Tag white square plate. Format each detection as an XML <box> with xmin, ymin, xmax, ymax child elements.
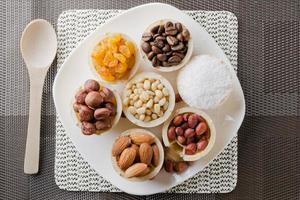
<box><xmin>53</xmin><ymin>3</ymin><xmax>245</xmax><ymax>195</ymax></box>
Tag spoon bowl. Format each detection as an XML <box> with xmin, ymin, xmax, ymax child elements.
<box><xmin>21</xmin><ymin>19</ymin><xmax>57</xmax><ymax>69</ymax></box>
<box><xmin>21</xmin><ymin>19</ymin><xmax>57</xmax><ymax>174</ymax></box>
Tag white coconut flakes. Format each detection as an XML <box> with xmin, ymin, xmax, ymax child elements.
<box><xmin>177</xmin><ymin>55</ymin><xmax>233</xmax><ymax>109</ymax></box>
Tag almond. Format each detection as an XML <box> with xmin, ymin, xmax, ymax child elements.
<box><xmin>151</xmin><ymin>144</ymin><xmax>160</xmax><ymax>166</ymax></box>
<box><xmin>112</xmin><ymin>136</ymin><xmax>131</xmax><ymax>156</ymax></box>
<box><xmin>124</xmin><ymin>163</ymin><xmax>148</xmax><ymax>178</ymax></box>
<box><xmin>139</xmin><ymin>143</ymin><xmax>153</xmax><ymax>165</ymax></box>
<box><xmin>118</xmin><ymin>147</ymin><xmax>136</xmax><ymax>170</ymax></box>
<box><xmin>130</xmin><ymin>133</ymin><xmax>155</xmax><ymax>145</ymax></box>
<box><xmin>131</xmin><ymin>144</ymin><xmax>140</xmax><ymax>162</ymax></box>
<box><xmin>138</xmin><ymin>167</ymin><xmax>151</xmax><ymax>177</ymax></box>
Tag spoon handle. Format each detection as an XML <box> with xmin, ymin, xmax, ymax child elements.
<box><xmin>24</xmin><ymin>69</ymin><xmax>47</xmax><ymax>174</ymax></box>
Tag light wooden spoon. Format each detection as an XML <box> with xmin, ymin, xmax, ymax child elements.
<box><xmin>21</xmin><ymin>19</ymin><xmax>57</xmax><ymax>174</ymax></box>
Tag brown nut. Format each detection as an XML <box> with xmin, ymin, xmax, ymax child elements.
<box><xmin>73</xmin><ymin>102</ymin><xmax>81</xmax><ymax>112</ymax></box>
<box><xmin>186</xmin><ymin>136</ymin><xmax>195</xmax><ymax>145</ymax></box>
<box><xmin>177</xmin><ymin>135</ymin><xmax>186</xmax><ymax>145</ymax></box>
<box><xmin>172</xmin><ymin>115</ymin><xmax>183</xmax><ymax>126</ymax></box>
<box><xmin>182</xmin><ymin>113</ymin><xmax>189</xmax><ymax>121</ymax></box>
<box><xmin>197</xmin><ymin>140</ymin><xmax>208</xmax><ymax>151</ymax></box>
<box><xmin>142</xmin><ymin>32</ymin><xmax>152</xmax><ymax>42</ymax></box>
<box><xmin>184</xmin><ymin>128</ymin><xmax>195</xmax><ymax>138</ymax></box>
<box><xmin>102</xmin><ymin>87</ymin><xmax>114</xmax><ymax>103</ymax></box>
<box><xmin>81</xmin><ymin>121</ymin><xmax>96</xmax><ymax>135</ymax></box>
<box><xmin>164</xmin><ymin>160</ymin><xmax>174</xmax><ymax>173</ymax></box>
<box><xmin>174</xmin><ymin>161</ymin><xmax>188</xmax><ymax>173</ymax></box>
<box><xmin>138</xmin><ymin>167</ymin><xmax>151</xmax><ymax>177</ymax></box>
<box><xmin>141</xmin><ymin>42</ymin><xmax>151</xmax><ymax>53</ymax></box>
<box><xmin>104</xmin><ymin>102</ymin><xmax>116</xmax><ymax>116</ymax></box>
<box><xmin>175</xmin><ymin>127</ymin><xmax>184</xmax><ymax>136</ymax></box>
<box><xmin>185</xmin><ymin>143</ymin><xmax>197</xmax><ymax>155</ymax></box>
<box><xmin>124</xmin><ymin>163</ymin><xmax>148</xmax><ymax>178</ymax></box>
<box><xmin>152</xmin><ymin>144</ymin><xmax>160</xmax><ymax>166</ymax></box>
<box><xmin>131</xmin><ymin>144</ymin><xmax>140</xmax><ymax>162</ymax></box>
<box><xmin>78</xmin><ymin>105</ymin><xmax>94</xmax><ymax>122</ymax></box>
<box><xmin>118</xmin><ymin>147</ymin><xmax>136</xmax><ymax>170</ymax></box>
<box><xmin>182</xmin><ymin>29</ymin><xmax>190</xmax><ymax>41</ymax></box>
<box><xmin>188</xmin><ymin>114</ymin><xmax>199</xmax><ymax>129</ymax></box>
<box><xmin>94</xmin><ymin>108</ymin><xmax>111</xmax><ymax>120</ymax></box>
<box><xmin>75</xmin><ymin>89</ymin><xmax>88</xmax><ymax>104</ymax></box>
<box><xmin>195</xmin><ymin>122</ymin><xmax>208</xmax><ymax>136</ymax></box>
<box><xmin>139</xmin><ymin>143</ymin><xmax>153</xmax><ymax>165</ymax></box>
<box><xmin>167</xmin><ymin>127</ymin><xmax>176</xmax><ymax>140</ymax></box>
<box><xmin>84</xmin><ymin>79</ymin><xmax>100</xmax><ymax>92</ymax></box>
<box><xmin>94</xmin><ymin>120</ymin><xmax>111</xmax><ymax>130</ymax></box>
<box><xmin>85</xmin><ymin>91</ymin><xmax>103</xmax><ymax>109</ymax></box>
<box><xmin>112</xmin><ymin>136</ymin><xmax>131</xmax><ymax>156</ymax></box>
<box><xmin>130</xmin><ymin>133</ymin><xmax>155</xmax><ymax>145</ymax></box>
<box><xmin>180</xmin><ymin>122</ymin><xmax>189</xmax><ymax>130</ymax></box>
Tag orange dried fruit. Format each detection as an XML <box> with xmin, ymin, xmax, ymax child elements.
<box><xmin>119</xmin><ymin>45</ymin><xmax>131</xmax><ymax>58</ymax></box>
<box><xmin>91</xmin><ymin>33</ymin><xmax>136</xmax><ymax>81</ymax></box>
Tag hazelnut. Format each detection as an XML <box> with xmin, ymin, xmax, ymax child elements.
<box><xmin>84</xmin><ymin>79</ymin><xmax>100</xmax><ymax>92</ymax></box>
<box><xmin>94</xmin><ymin>108</ymin><xmax>111</xmax><ymax>120</ymax></box>
<box><xmin>81</xmin><ymin>121</ymin><xmax>96</xmax><ymax>135</ymax></box>
<box><xmin>85</xmin><ymin>91</ymin><xmax>103</xmax><ymax>109</ymax></box>
<box><xmin>78</xmin><ymin>105</ymin><xmax>94</xmax><ymax>122</ymax></box>
<box><xmin>75</xmin><ymin>89</ymin><xmax>88</xmax><ymax>104</ymax></box>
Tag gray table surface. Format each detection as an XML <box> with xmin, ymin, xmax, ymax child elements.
<box><xmin>1</xmin><ymin>0</ymin><xmax>299</xmax><ymax>199</ymax></box>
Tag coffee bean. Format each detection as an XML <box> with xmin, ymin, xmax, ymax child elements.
<box><xmin>171</xmin><ymin>42</ymin><xmax>184</xmax><ymax>51</ymax></box>
<box><xmin>153</xmin><ymin>40</ymin><xmax>165</xmax><ymax>49</ymax></box>
<box><xmin>182</xmin><ymin>29</ymin><xmax>190</xmax><ymax>41</ymax></box>
<box><xmin>143</xmin><ymin>21</ymin><xmax>190</xmax><ymax>68</ymax></box>
<box><xmin>162</xmin><ymin>44</ymin><xmax>171</xmax><ymax>52</ymax></box>
<box><xmin>150</xmin><ymin>25</ymin><xmax>160</xmax><ymax>34</ymax></box>
<box><xmin>147</xmin><ymin>51</ymin><xmax>155</xmax><ymax>60</ymax></box>
<box><xmin>162</xmin><ymin>61</ymin><xmax>171</xmax><ymax>67</ymax></box>
<box><xmin>165</xmin><ymin>51</ymin><xmax>173</xmax><ymax>56</ymax></box>
<box><xmin>152</xmin><ymin>56</ymin><xmax>159</xmax><ymax>67</ymax></box>
<box><xmin>172</xmin><ymin>52</ymin><xmax>185</xmax><ymax>59</ymax></box>
<box><xmin>141</xmin><ymin>42</ymin><xmax>151</xmax><ymax>53</ymax></box>
<box><xmin>176</xmin><ymin>33</ymin><xmax>184</xmax><ymax>41</ymax></box>
<box><xmin>175</xmin><ymin>23</ymin><xmax>183</xmax><ymax>32</ymax></box>
<box><xmin>155</xmin><ymin>36</ymin><xmax>166</xmax><ymax>41</ymax></box>
<box><xmin>158</xmin><ymin>25</ymin><xmax>165</xmax><ymax>34</ymax></box>
<box><xmin>153</xmin><ymin>33</ymin><xmax>160</xmax><ymax>39</ymax></box>
<box><xmin>165</xmin><ymin>27</ymin><xmax>178</xmax><ymax>36</ymax></box>
<box><xmin>164</xmin><ymin>21</ymin><xmax>173</xmax><ymax>29</ymax></box>
<box><xmin>142</xmin><ymin>32</ymin><xmax>152</xmax><ymax>42</ymax></box>
<box><xmin>168</xmin><ymin>55</ymin><xmax>182</xmax><ymax>64</ymax></box>
<box><xmin>151</xmin><ymin>45</ymin><xmax>162</xmax><ymax>54</ymax></box>
<box><xmin>157</xmin><ymin>54</ymin><xmax>167</xmax><ymax>61</ymax></box>
<box><xmin>178</xmin><ymin>47</ymin><xmax>187</xmax><ymax>54</ymax></box>
<box><xmin>166</xmin><ymin>36</ymin><xmax>178</xmax><ymax>46</ymax></box>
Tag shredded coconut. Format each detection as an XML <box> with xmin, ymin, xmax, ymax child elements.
<box><xmin>177</xmin><ymin>55</ymin><xmax>233</xmax><ymax>109</ymax></box>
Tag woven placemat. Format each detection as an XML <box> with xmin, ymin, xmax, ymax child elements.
<box><xmin>55</xmin><ymin>9</ymin><xmax>238</xmax><ymax>193</ymax></box>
